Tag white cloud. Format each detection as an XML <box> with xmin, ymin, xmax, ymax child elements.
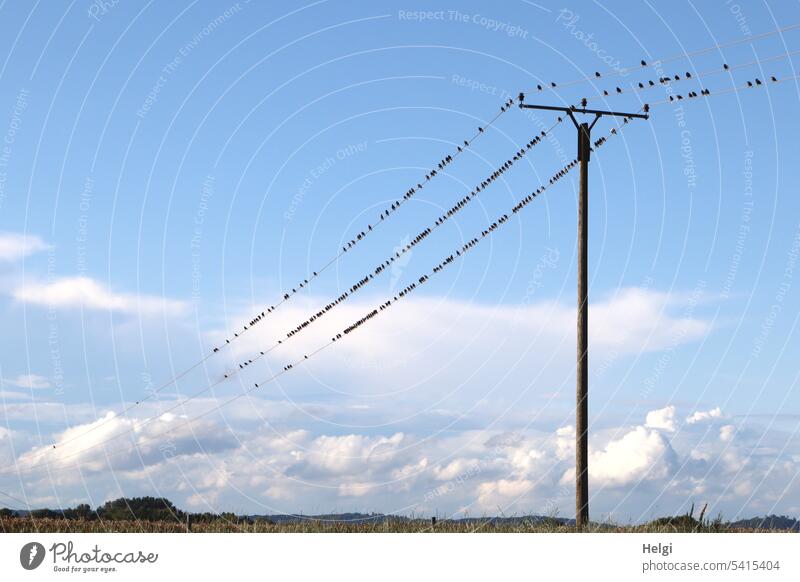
<box><xmin>5</xmin><ymin>402</ymin><xmax>798</xmax><ymax>522</ymax></box>
<box><xmin>645</xmin><ymin>405</ymin><xmax>677</xmax><ymax>432</ymax></box>
<box><xmin>4</xmin><ymin>374</ymin><xmax>51</xmax><ymax>389</ymax></box>
<box><xmin>0</xmin><ymin>232</ymin><xmax>49</xmax><ymax>262</ymax></box>
<box><xmin>12</xmin><ymin>276</ymin><xmax>188</xmax><ymax>316</ymax></box>
<box><xmin>687</xmin><ymin>407</ymin><xmax>723</xmax><ymax>424</ymax></box>
<box><xmin>17</xmin><ymin>410</ymin><xmax>237</xmax><ymax>475</ymax></box>
<box><xmin>589</xmin><ymin>426</ymin><xmax>677</xmax><ymax>487</ymax></box>
<box><xmin>720</xmin><ymin>425</ymin><xmax>736</xmax><ymax>442</ymax></box>
<box><xmin>213</xmin><ymin>287</ymin><xmax>711</xmax><ymax>396</ymax></box>
<box><xmin>476</xmin><ymin>478</ymin><xmax>534</xmax><ymax>508</ymax></box>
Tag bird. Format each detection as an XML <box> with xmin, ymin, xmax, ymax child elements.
<box><xmin>771</xmin><ymin>76</ymin><xmax>778</xmax><ymax>82</ymax></box>
<box><xmin>616</xmin><ymin>86</ymin><xmax>622</xmax><ymax>93</ymax></box>
<box><xmin>755</xmin><ymin>78</ymin><xmax>762</xmax><ymax>85</ymax></box>
<box><xmin>595</xmin><ymin>71</ymin><xmax>601</xmax><ymax>78</ymax></box>
<box><xmin>723</xmin><ymin>63</ymin><xmax>730</xmax><ymax>70</ymax></box>
<box><xmin>641</xmin><ymin>59</ymin><xmax>647</xmax><ymax>66</ymax></box>
<box><xmin>747</xmin><ymin>81</ymin><xmax>753</xmax><ymax>87</ymax></box>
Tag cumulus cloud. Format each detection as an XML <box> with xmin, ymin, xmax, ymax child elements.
<box><xmin>645</xmin><ymin>406</ymin><xmax>677</xmax><ymax>432</ymax></box>
<box><xmin>4</xmin><ymin>403</ymin><xmax>797</xmax><ymax>522</ymax></box>
<box><xmin>589</xmin><ymin>426</ymin><xmax>677</xmax><ymax>487</ymax></box>
<box><xmin>0</xmin><ymin>232</ymin><xmax>49</xmax><ymax>262</ymax></box>
<box><xmin>17</xmin><ymin>410</ymin><xmax>238</xmax><ymax>475</ymax></box>
<box><xmin>687</xmin><ymin>407</ymin><xmax>723</xmax><ymax>424</ymax></box>
<box><xmin>12</xmin><ymin>276</ymin><xmax>188</xmax><ymax>316</ymax></box>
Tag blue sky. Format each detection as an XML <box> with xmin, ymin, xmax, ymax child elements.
<box><xmin>0</xmin><ymin>0</ymin><xmax>799</xmax><ymax>521</ymax></box>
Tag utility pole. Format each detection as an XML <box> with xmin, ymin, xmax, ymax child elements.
<box><xmin>518</xmin><ymin>96</ymin><xmax>648</xmax><ymax>528</ymax></box>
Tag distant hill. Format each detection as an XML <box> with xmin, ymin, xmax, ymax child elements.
<box><xmin>2</xmin><ymin>500</ymin><xmax>796</xmax><ymax>531</ymax></box>
<box><xmin>245</xmin><ymin>512</ymin><xmax>575</xmax><ymax>526</ymax></box>
<box><xmin>728</xmin><ymin>515</ymin><xmax>799</xmax><ymax>532</ymax></box>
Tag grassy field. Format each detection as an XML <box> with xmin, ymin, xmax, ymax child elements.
<box><xmin>0</xmin><ymin>516</ymin><xmax>785</xmax><ymax>533</ymax></box>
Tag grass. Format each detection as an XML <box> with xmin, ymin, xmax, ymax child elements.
<box><xmin>0</xmin><ymin>516</ymin><xmax>783</xmax><ymax>533</ymax></box>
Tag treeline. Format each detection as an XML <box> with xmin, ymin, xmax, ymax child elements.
<box><xmin>0</xmin><ymin>496</ymin><xmax>247</xmax><ymax>523</ymax></box>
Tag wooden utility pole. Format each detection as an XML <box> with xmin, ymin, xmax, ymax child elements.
<box><xmin>518</xmin><ymin>97</ymin><xmax>648</xmax><ymax>528</ymax></box>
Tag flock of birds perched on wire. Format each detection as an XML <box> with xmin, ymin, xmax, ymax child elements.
<box><xmin>223</xmin><ymin>110</ymin><xmax>560</xmax><ymax>376</ymax></box>
<box><xmin>11</xmin><ymin>24</ymin><xmax>798</xmax><ymax>473</ymax></box>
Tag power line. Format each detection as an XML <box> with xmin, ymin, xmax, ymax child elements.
<box><xmin>210</xmin><ymin>98</ymin><xmax>519</xmax><ymax>350</ymax></box>
<box><xmin>82</xmin><ymin>99</ymin><xmax>519</xmax><ymax>420</ymax></box>
<box><xmin>646</xmin><ymin>71</ymin><xmax>797</xmax><ymax>107</ymax></box>
<box><xmin>582</xmin><ymin>49</ymin><xmax>800</xmax><ymax>103</ymax></box>
<box><xmin>226</xmin><ymin>119</ymin><xmax>562</xmax><ymax>375</ymax></box>
<box><xmin>0</xmin><ymin>488</ymin><xmax>29</xmax><ymax>510</ymax></box>
<box><xmin>529</xmin><ymin>22</ymin><xmax>800</xmax><ymax>92</ymax></box>
<box><xmin>12</xmin><ymin>105</ymin><xmax>552</xmax><ymax>465</ymax></box>
<box><xmin>2</xmin><ymin>121</ymin><xmax>630</xmax><ymax>479</ymax></box>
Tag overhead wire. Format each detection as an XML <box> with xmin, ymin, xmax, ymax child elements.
<box><xmin>528</xmin><ymin>22</ymin><xmax>800</xmax><ymax>92</ymax></box>
<box><xmin>67</xmin><ymin>99</ymin><xmax>520</xmax><ymax>424</ymax></box>
<box><xmin>1</xmin><ymin>116</ymin><xmax>633</xmax><ymax>479</ymax></box>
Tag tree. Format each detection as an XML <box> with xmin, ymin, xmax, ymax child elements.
<box><xmin>96</xmin><ymin>497</ymin><xmax>184</xmax><ymax>522</ymax></box>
